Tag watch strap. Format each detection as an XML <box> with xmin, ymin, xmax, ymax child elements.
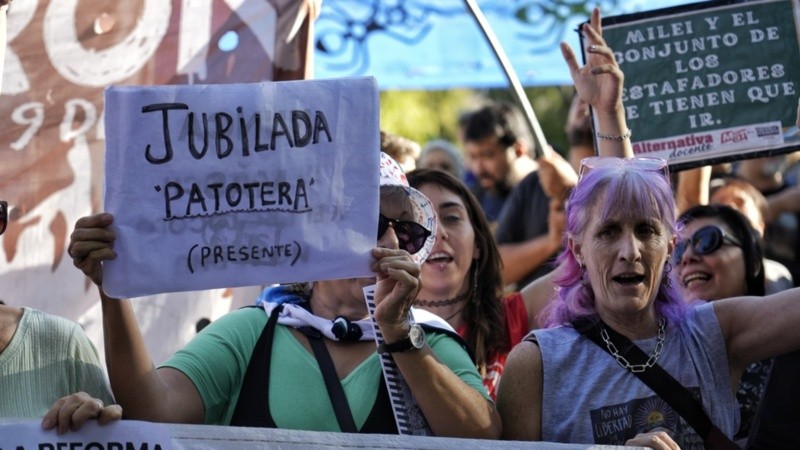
<box><xmin>378</xmin><ymin>336</ymin><xmax>413</xmax><ymax>354</ymax></box>
<box><xmin>378</xmin><ymin>324</ymin><xmax>423</xmax><ymax>354</ymax></box>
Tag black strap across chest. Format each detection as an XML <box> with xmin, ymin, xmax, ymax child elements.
<box><xmin>229</xmin><ymin>305</ymin><xmax>396</xmax><ymax>433</ymax></box>
<box><xmin>296</xmin><ymin>325</ymin><xmax>358</xmax><ymax>432</ymax></box>
<box><xmin>572</xmin><ymin>318</ymin><xmax>739</xmax><ymax>450</ymax></box>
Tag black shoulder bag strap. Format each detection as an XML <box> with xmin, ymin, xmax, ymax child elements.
<box><xmin>230</xmin><ymin>304</ymin><xmax>282</xmax><ymax>427</ymax></box>
<box><xmin>297</xmin><ymin>326</ymin><xmax>358</xmax><ymax>433</ymax></box>
<box><xmin>573</xmin><ymin>319</ymin><xmax>739</xmax><ymax>450</ymax></box>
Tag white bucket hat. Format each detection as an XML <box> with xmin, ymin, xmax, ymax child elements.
<box><xmin>378</xmin><ymin>152</ymin><xmax>437</xmax><ymax>264</ymax></box>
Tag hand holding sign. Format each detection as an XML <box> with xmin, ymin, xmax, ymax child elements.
<box><xmin>41</xmin><ymin>392</ymin><xmax>122</xmax><ymax>434</ymax></box>
<box><xmin>369</xmin><ymin>246</ymin><xmax>421</xmax><ymax>341</ymax></box>
<box><xmin>68</xmin><ymin>213</ymin><xmax>116</xmax><ymax>288</ymax></box>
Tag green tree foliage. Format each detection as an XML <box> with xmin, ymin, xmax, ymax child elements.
<box><xmin>380</xmin><ymin>89</ymin><xmax>473</xmax><ymax>147</ymax></box>
<box><xmin>380</xmin><ymin>85</ymin><xmax>576</xmax><ymax>159</ymax></box>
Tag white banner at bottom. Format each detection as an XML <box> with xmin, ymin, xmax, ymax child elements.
<box><xmin>0</xmin><ymin>420</ymin><xmax>172</xmax><ymax>450</ymax></box>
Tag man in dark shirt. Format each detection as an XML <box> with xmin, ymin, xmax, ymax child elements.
<box><xmin>461</xmin><ymin>102</ymin><xmax>537</xmax><ymax>226</ymax></box>
<box><xmin>494</xmin><ymin>95</ymin><xmax>594</xmax><ymax>289</ymax></box>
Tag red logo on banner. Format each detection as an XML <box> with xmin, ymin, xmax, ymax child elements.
<box><xmin>720</xmin><ymin>129</ymin><xmax>749</xmax><ymax>145</ymax></box>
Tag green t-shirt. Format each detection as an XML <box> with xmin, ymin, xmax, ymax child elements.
<box><xmin>162</xmin><ymin>307</ymin><xmax>489</xmax><ymax>430</ymax></box>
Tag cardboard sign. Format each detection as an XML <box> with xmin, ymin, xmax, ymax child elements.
<box><xmin>0</xmin><ymin>0</ymin><xmax>316</xmax><ymax>367</ymax></box>
<box><xmin>103</xmin><ymin>77</ymin><xmax>380</xmax><ymax>298</ymax></box>
<box><xmin>596</xmin><ymin>0</ymin><xmax>800</xmax><ymax>170</ymax></box>
<box><xmin>0</xmin><ymin>420</ymin><xmax>172</xmax><ymax>450</ymax></box>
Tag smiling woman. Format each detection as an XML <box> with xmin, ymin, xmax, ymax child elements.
<box><xmin>676</xmin><ymin>204</ymin><xmax>767</xmax><ymax>443</ymax></box>
<box><xmin>676</xmin><ymin>204</ymin><xmax>764</xmax><ymax>302</ymax></box>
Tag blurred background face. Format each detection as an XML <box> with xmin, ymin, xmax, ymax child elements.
<box><xmin>675</xmin><ymin>217</ymin><xmax>747</xmax><ymax>302</ymax></box>
<box><xmin>418</xmin><ymin>149</ymin><xmax>459</xmax><ymax>179</ymax></box>
<box><xmin>417</xmin><ymin>183</ymin><xmax>477</xmax><ymax>297</ymax></box>
<box><xmin>565</xmin><ymin>97</ymin><xmax>591</xmax><ymax>142</ymax></box>
<box><xmin>463</xmin><ymin>135</ymin><xmax>513</xmax><ymax>190</ymax></box>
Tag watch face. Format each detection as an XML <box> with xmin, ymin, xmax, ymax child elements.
<box><xmin>409</xmin><ymin>324</ymin><xmax>425</xmax><ymax>349</ymax></box>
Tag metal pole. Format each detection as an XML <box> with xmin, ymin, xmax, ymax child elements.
<box><xmin>463</xmin><ymin>0</ymin><xmax>548</xmax><ymax>158</ymax></box>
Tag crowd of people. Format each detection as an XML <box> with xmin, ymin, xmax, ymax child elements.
<box><xmin>4</xmin><ymin>3</ymin><xmax>800</xmax><ymax>449</ymax></box>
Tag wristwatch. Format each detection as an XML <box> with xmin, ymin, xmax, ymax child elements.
<box><xmin>378</xmin><ymin>324</ymin><xmax>426</xmax><ymax>354</ymax></box>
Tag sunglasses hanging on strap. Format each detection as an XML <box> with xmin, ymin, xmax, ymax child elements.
<box><xmin>572</xmin><ymin>318</ymin><xmax>739</xmax><ymax>450</ymax></box>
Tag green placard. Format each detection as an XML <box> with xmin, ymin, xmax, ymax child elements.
<box><xmin>598</xmin><ymin>0</ymin><xmax>800</xmax><ymax>169</ymax></box>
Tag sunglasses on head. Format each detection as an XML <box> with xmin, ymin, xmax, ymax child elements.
<box><xmin>0</xmin><ymin>201</ymin><xmax>6</xmax><ymax>235</ymax></box>
<box><xmin>673</xmin><ymin>225</ymin><xmax>742</xmax><ymax>263</ymax></box>
<box><xmin>377</xmin><ymin>213</ymin><xmax>431</xmax><ymax>255</ymax></box>
<box><xmin>578</xmin><ymin>156</ymin><xmax>669</xmax><ymax>182</ymax></box>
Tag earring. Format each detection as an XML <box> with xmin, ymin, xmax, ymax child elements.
<box><xmin>662</xmin><ymin>261</ymin><xmax>673</xmax><ymax>288</ymax></box>
<box><xmin>580</xmin><ymin>264</ymin><xmax>588</xmax><ymax>286</ymax></box>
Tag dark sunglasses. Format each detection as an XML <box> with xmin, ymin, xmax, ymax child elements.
<box><xmin>377</xmin><ymin>213</ymin><xmax>431</xmax><ymax>255</ymax></box>
<box><xmin>0</xmin><ymin>201</ymin><xmax>6</xmax><ymax>235</ymax></box>
<box><xmin>673</xmin><ymin>225</ymin><xmax>742</xmax><ymax>263</ymax></box>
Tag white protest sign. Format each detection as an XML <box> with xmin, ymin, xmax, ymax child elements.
<box><xmin>103</xmin><ymin>77</ymin><xmax>380</xmax><ymax>298</ymax></box>
<box><xmin>0</xmin><ymin>420</ymin><xmax>172</xmax><ymax>450</ymax></box>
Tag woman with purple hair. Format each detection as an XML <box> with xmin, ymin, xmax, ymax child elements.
<box><xmin>498</xmin><ymin>153</ymin><xmax>800</xmax><ymax>448</ymax></box>
<box><xmin>496</xmin><ymin>10</ymin><xmax>800</xmax><ymax>450</ymax></box>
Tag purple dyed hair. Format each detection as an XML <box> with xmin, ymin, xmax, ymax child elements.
<box><xmin>540</xmin><ymin>163</ymin><xmax>687</xmax><ymax>329</ymax></box>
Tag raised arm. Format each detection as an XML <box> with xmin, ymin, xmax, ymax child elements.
<box><xmin>370</xmin><ymin>246</ymin><xmax>502</xmax><ymax>439</ymax></box>
<box><xmin>714</xmin><ymin>287</ymin><xmax>800</xmax><ymax>387</ymax></box>
<box><xmin>561</xmin><ymin>7</ymin><xmax>632</xmax><ymax>159</ymax></box>
<box><xmin>675</xmin><ymin>165</ymin><xmax>712</xmax><ymax>215</ymax></box>
<box><xmin>69</xmin><ymin>213</ymin><xmax>204</xmax><ymax>424</ymax></box>
<box><xmin>497</xmin><ymin>231</ymin><xmax>560</xmax><ymax>286</ymax></box>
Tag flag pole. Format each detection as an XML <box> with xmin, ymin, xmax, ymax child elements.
<box><xmin>463</xmin><ymin>0</ymin><xmax>548</xmax><ymax>158</ymax></box>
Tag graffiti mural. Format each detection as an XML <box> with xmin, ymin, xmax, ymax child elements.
<box><xmin>0</xmin><ymin>0</ymin><xmax>315</xmax><ymax>364</ymax></box>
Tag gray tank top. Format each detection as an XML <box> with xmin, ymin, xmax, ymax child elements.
<box><xmin>531</xmin><ymin>302</ymin><xmax>738</xmax><ymax>449</ymax></box>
